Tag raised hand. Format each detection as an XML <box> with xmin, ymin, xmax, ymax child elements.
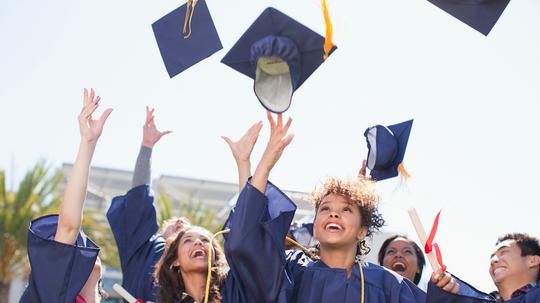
<box><xmin>78</xmin><ymin>88</ymin><xmax>113</xmax><ymax>143</ymax></box>
<box><xmin>222</xmin><ymin>121</ymin><xmax>263</xmax><ymax>164</ymax></box>
<box><xmin>258</xmin><ymin>112</ymin><xmax>294</xmax><ymax>171</ymax></box>
<box><xmin>358</xmin><ymin>159</ymin><xmax>367</xmax><ymax>177</ymax></box>
<box><xmin>431</xmin><ymin>269</ymin><xmax>460</xmax><ymax>294</ymax></box>
<box><xmin>251</xmin><ymin>112</ymin><xmax>294</xmax><ymax>193</ymax></box>
<box><xmin>142</xmin><ymin>106</ymin><xmax>172</xmax><ymax>148</ymax></box>
<box><xmin>222</xmin><ymin>121</ymin><xmax>263</xmax><ymax>191</ymax></box>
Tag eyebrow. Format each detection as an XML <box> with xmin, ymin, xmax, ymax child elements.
<box><xmin>491</xmin><ymin>245</ymin><xmax>511</xmax><ymax>257</ymax></box>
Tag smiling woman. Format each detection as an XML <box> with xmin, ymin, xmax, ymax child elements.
<box><xmin>153</xmin><ymin>226</ymin><xmax>227</xmax><ymax>303</ymax></box>
<box><xmin>378</xmin><ymin>235</ymin><xmax>425</xmax><ymax>285</ymax></box>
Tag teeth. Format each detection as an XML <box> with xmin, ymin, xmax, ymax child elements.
<box><xmin>325</xmin><ymin>223</ymin><xmax>343</xmax><ymax>231</ymax></box>
<box><xmin>191</xmin><ymin>249</ymin><xmax>206</xmax><ymax>258</ymax></box>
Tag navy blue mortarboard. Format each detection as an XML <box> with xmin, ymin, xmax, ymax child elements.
<box><xmin>152</xmin><ymin>0</ymin><xmax>223</xmax><ymax>78</ymax></box>
<box><xmin>221</xmin><ymin>7</ymin><xmax>337</xmax><ymax>113</ymax></box>
<box><xmin>427</xmin><ymin>0</ymin><xmax>511</xmax><ymax>36</ymax></box>
<box><xmin>364</xmin><ymin>120</ymin><xmax>413</xmax><ymax>181</ymax></box>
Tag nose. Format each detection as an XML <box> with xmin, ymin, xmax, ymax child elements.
<box><xmin>329</xmin><ymin>211</ymin><xmax>340</xmax><ymax>218</ymax></box>
<box><xmin>193</xmin><ymin>238</ymin><xmax>204</xmax><ymax>247</ymax></box>
<box><xmin>490</xmin><ymin>255</ymin><xmax>499</xmax><ymax>266</ymax></box>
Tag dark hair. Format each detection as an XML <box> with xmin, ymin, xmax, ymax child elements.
<box><xmin>496</xmin><ymin>233</ymin><xmax>540</xmax><ymax>257</ymax></box>
<box><xmin>377</xmin><ymin>235</ymin><xmax>425</xmax><ymax>285</ymax></box>
<box><xmin>153</xmin><ymin>226</ymin><xmax>227</xmax><ymax>303</ymax></box>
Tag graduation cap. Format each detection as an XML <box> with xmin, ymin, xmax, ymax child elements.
<box><xmin>289</xmin><ymin>223</ymin><xmax>314</xmax><ymax>248</ymax></box>
<box><xmin>364</xmin><ymin>120</ymin><xmax>413</xmax><ymax>181</ymax></box>
<box><xmin>152</xmin><ymin>0</ymin><xmax>223</xmax><ymax>78</ymax></box>
<box><xmin>221</xmin><ymin>7</ymin><xmax>337</xmax><ymax>113</ymax></box>
<box><xmin>427</xmin><ymin>0</ymin><xmax>511</xmax><ymax>36</ymax></box>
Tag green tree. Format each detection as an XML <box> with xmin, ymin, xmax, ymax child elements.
<box><xmin>156</xmin><ymin>192</ymin><xmax>226</xmax><ymax>234</ymax></box>
<box><xmin>0</xmin><ymin>160</ymin><xmax>62</xmax><ymax>302</ymax></box>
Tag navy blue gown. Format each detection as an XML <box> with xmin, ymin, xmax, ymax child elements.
<box><xmin>107</xmin><ymin>184</ymin><xmax>165</xmax><ymax>302</ymax></box>
<box><xmin>426</xmin><ymin>276</ymin><xmax>540</xmax><ymax>303</ymax></box>
<box><xmin>223</xmin><ymin>181</ymin><xmax>427</xmax><ymax>303</ymax></box>
<box><xmin>20</xmin><ymin>214</ymin><xmax>100</xmax><ymax>303</ymax></box>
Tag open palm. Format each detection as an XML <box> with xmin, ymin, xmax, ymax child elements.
<box><xmin>78</xmin><ymin>88</ymin><xmax>112</xmax><ymax>143</ymax></box>
<box><xmin>142</xmin><ymin>106</ymin><xmax>172</xmax><ymax>148</ymax></box>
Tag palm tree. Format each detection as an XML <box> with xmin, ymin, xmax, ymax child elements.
<box><xmin>156</xmin><ymin>192</ymin><xmax>226</xmax><ymax>234</ymax></box>
<box><xmin>0</xmin><ymin>160</ymin><xmax>63</xmax><ymax>302</ymax></box>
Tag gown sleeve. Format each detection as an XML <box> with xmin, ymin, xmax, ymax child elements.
<box><xmin>223</xmin><ymin>180</ymin><xmax>297</xmax><ymax>303</ymax></box>
<box><xmin>426</xmin><ymin>275</ymin><xmax>495</xmax><ymax>303</ymax></box>
<box><xmin>106</xmin><ymin>184</ymin><xmax>164</xmax><ymax>302</ymax></box>
<box><xmin>20</xmin><ymin>214</ymin><xmax>100</xmax><ymax>303</ymax></box>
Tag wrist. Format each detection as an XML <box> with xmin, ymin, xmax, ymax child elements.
<box><xmin>141</xmin><ymin>140</ymin><xmax>154</xmax><ymax>148</ymax></box>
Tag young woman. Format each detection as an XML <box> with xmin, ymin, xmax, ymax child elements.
<box><xmin>20</xmin><ymin>88</ymin><xmax>112</xmax><ymax>303</ymax></box>
<box><xmin>107</xmin><ymin>106</ymin><xmax>189</xmax><ymax>302</ymax></box>
<box><xmin>378</xmin><ymin>235</ymin><xmax>426</xmax><ymax>285</ymax></box>
<box><xmin>149</xmin><ymin>121</ymin><xmax>264</xmax><ymax>303</ymax></box>
<box><xmin>223</xmin><ymin>112</ymin><xmax>427</xmax><ymax>303</ymax></box>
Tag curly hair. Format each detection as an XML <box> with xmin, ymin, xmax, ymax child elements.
<box><xmin>377</xmin><ymin>234</ymin><xmax>425</xmax><ymax>285</ymax></box>
<box><xmin>153</xmin><ymin>226</ymin><xmax>228</xmax><ymax>303</ymax></box>
<box><xmin>311</xmin><ymin>176</ymin><xmax>385</xmax><ymax>255</ymax></box>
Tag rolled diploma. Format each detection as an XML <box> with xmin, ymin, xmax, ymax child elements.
<box><xmin>113</xmin><ymin>283</ymin><xmax>137</xmax><ymax>303</ymax></box>
<box><xmin>407</xmin><ymin>208</ymin><xmax>441</xmax><ymax>272</ymax></box>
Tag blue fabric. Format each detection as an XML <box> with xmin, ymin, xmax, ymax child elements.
<box><xmin>20</xmin><ymin>214</ymin><xmax>100</xmax><ymax>303</ymax></box>
<box><xmin>365</xmin><ymin>119</ymin><xmax>413</xmax><ymax>181</ymax></box>
<box><xmin>426</xmin><ymin>275</ymin><xmax>540</xmax><ymax>303</ymax></box>
<box><xmin>250</xmin><ymin>35</ymin><xmax>301</xmax><ymax>90</ymax></box>
<box><xmin>427</xmin><ymin>0</ymin><xmax>511</xmax><ymax>36</ymax></box>
<box><xmin>221</xmin><ymin>7</ymin><xmax>336</xmax><ymax>93</ymax></box>
<box><xmin>152</xmin><ymin>0</ymin><xmax>223</xmax><ymax>78</ymax></box>
<box><xmin>223</xmin><ymin>181</ymin><xmax>426</xmax><ymax>303</ymax></box>
<box><xmin>107</xmin><ymin>185</ymin><xmax>165</xmax><ymax>302</ymax></box>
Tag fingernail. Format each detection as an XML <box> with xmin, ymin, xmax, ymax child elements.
<box><xmin>434</xmin><ymin>273</ymin><xmax>440</xmax><ymax>281</ymax></box>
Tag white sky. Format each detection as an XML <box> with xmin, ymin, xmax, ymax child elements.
<box><xmin>1</xmin><ymin>0</ymin><xmax>539</xmax><ymax>293</ymax></box>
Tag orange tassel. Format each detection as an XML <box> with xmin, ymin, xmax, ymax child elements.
<box><xmin>397</xmin><ymin>162</ymin><xmax>412</xmax><ymax>181</ymax></box>
<box><xmin>321</xmin><ymin>0</ymin><xmax>333</xmax><ymax>61</ymax></box>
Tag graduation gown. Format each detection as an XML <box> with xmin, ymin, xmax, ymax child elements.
<box><xmin>107</xmin><ymin>184</ymin><xmax>165</xmax><ymax>302</ymax></box>
<box><xmin>223</xmin><ymin>181</ymin><xmax>427</xmax><ymax>303</ymax></box>
<box><xmin>20</xmin><ymin>214</ymin><xmax>100</xmax><ymax>303</ymax></box>
<box><xmin>426</xmin><ymin>276</ymin><xmax>540</xmax><ymax>303</ymax></box>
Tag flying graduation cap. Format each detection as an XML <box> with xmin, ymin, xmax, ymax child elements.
<box><xmin>221</xmin><ymin>7</ymin><xmax>337</xmax><ymax>113</ymax></box>
<box><xmin>364</xmin><ymin>120</ymin><xmax>413</xmax><ymax>181</ymax></box>
<box><xmin>152</xmin><ymin>0</ymin><xmax>223</xmax><ymax>78</ymax></box>
<box><xmin>427</xmin><ymin>0</ymin><xmax>511</xmax><ymax>36</ymax></box>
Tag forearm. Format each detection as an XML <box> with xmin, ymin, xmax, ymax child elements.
<box><xmin>251</xmin><ymin>162</ymin><xmax>271</xmax><ymax>194</ymax></box>
<box><xmin>56</xmin><ymin>140</ymin><xmax>96</xmax><ymax>244</ymax></box>
<box><xmin>132</xmin><ymin>145</ymin><xmax>153</xmax><ymax>187</ymax></box>
<box><xmin>236</xmin><ymin>160</ymin><xmax>251</xmax><ymax>192</ymax></box>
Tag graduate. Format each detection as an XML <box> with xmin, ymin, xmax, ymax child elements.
<box><xmin>106</xmin><ymin>107</ymin><xmax>190</xmax><ymax>302</ymax></box>
<box><xmin>20</xmin><ymin>88</ymin><xmax>112</xmax><ymax>303</ymax></box>
<box><xmin>378</xmin><ymin>235</ymin><xmax>426</xmax><ymax>286</ymax></box>
<box><xmin>427</xmin><ymin>233</ymin><xmax>540</xmax><ymax>303</ymax></box>
<box><xmin>223</xmin><ymin>112</ymin><xmax>427</xmax><ymax>303</ymax></box>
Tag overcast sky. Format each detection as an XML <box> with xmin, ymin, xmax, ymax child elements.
<box><xmin>1</xmin><ymin>0</ymin><xmax>539</xmax><ymax>292</ymax></box>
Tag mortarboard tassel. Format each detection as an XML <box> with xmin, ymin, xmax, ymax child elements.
<box><xmin>397</xmin><ymin>162</ymin><xmax>411</xmax><ymax>182</ymax></box>
<box><xmin>205</xmin><ymin>228</ymin><xmax>230</xmax><ymax>303</ymax></box>
<box><xmin>321</xmin><ymin>0</ymin><xmax>333</xmax><ymax>61</ymax></box>
<box><xmin>182</xmin><ymin>0</ymin><xmax>198</xmax><ymax>39</ymax></box>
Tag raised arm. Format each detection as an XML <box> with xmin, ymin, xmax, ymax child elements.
<box><xmin>251</xmin><ymin>112</ymin><xmax>293</xmax><ymax>193</ymax></box>
<box><xmin>55</xmin><ymin>88</ymin><xmax>112</xmax><ymax>245</ymax></box>
<box><xmin>132</xmin><ymin>106</ymin><xmax>171</xmax><ymax>187</ymax></box>
<box><xmin>222</xmin><ymin>121</ymin><xmax>262</xmax><ymax>192</ymax></box>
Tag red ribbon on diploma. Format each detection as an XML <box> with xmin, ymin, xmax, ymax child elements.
<box><xmin>424</xmin><ymin>210</ymin><xmax>446</xmax><ymax>271</ymax></box>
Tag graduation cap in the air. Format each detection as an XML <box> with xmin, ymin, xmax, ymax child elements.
<box><xmin>427</xmin><ymin>0</ymin><xmax>511</xmax><ymax>36</ymax></box>
<box><xmin>152</xmin><ymin>0</ymin><xmax>223</xmax><ymax>78</ymax></box>
<box><xmin>364</xmin><ymin>120</ymin><xmax>413</xmax><ymax>181</ymax></box>
<box><xmin>221</xmin><ymin>7</ymin><xmax>337</xmax><ymax>113</ymax></box>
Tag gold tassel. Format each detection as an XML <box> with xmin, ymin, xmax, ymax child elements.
<box><xmin>397</xmin><ymin>162</ymin><xmax>411</xmax><ymax>181</ymax></box>
<box><xmin>204</xmin><ymin>229</ymin><xmax>230</xmax><ymax>303</ymax></box>
<box><xmin>183</xmin><ymin>0</ymin><xmax>198</xmax><ymax>39</ymax></box>
<box><xmin>321</xmin><ymin>0</ymin><xmax>333</xmax><ymax>61</ymax></box>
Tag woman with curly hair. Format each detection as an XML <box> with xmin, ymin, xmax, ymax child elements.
<box><xmin>224</xmin><ymin>112</ymin><xmax>426</xmax><ymax>303</ymax></box>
